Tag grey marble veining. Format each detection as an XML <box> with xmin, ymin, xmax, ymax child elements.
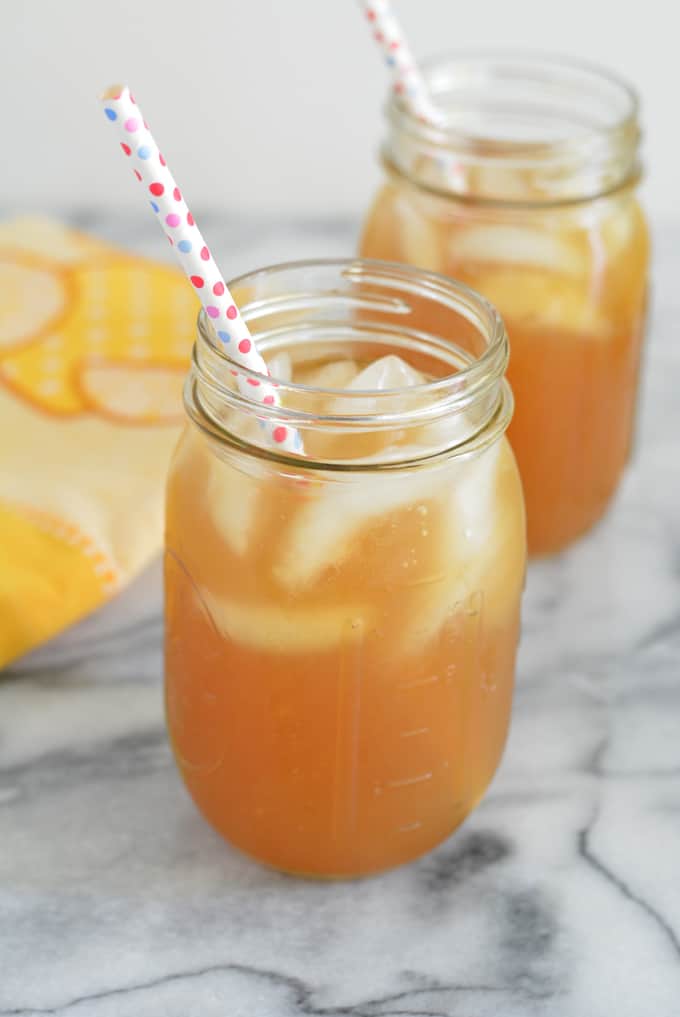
<box><xmin>1</xmin><ymin>214</ymin><xmax>680</xmax><ymax>1017</ymax></box>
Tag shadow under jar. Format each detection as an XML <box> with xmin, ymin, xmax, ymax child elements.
<box><xmin>164</xmin><ymin>258</ymin><xmax>526</xmax><ymax>878</ymax></box>
<box><xmin>360</xmin><ymin>53</ymin><xmax>650</xmax><ymax>555</ymax></box>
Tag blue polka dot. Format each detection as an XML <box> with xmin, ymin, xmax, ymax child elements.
<box><xmin>294</xmin><ymin>432</ymin><xmax>303</xmax><ymax>450</ymax></box>
<box><xmin>150</xmin><ymin>201</ymin><xmax>160</xmax><ymax>213</ymax></box>
<box><xmin>177</xmin><ymin>240</ymin><xmax>192</xmax><ymax>253</ymax></box>
<box><xmin>257</xmin><ymin>419</ymin><xmax>266</xmax><ymax>430</ymax></box>
<box><xmin>385</xmin><ymin>55</ymin><xmax>395</xmax><ymax>67</ymax></box>
<box><xmin>137</xmin><ymin>145</ymin><xmax>152</xmax><ymax>160</ymax></box>
<box><xmin>217</xmin><ymin>330</ymin><xmax>231</xmax><ymax>343</ymax></box>
<box><xmin>104</xmin><ymin>108</ymin><xmax>117</xmax><ymax>121</ymax></box>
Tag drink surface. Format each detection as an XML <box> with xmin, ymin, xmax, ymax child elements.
<box><xmin>360</xmin><ymin>183</ymin><xmax>649</xmax><ymax>553</ymax></box>
<box><xmin>165</xmin><ymin>351</ymin><xmax>526</xmax><ymax>877</ymax></box>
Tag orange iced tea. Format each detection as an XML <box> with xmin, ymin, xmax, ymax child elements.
<box><xmin>164</xmin><ymin>260</ymin><xmax>526</xmax><ymax>877</ymax></box>
<box><xmin>360</xmin><ymin>55</ymin><xmax>650</xmax><ymax>554</ymax></box>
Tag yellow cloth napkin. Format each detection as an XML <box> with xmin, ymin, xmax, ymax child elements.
<box><xmin>0</xmin><ymin>217</ymin><xmax>198</xmax><ymax>668</ymax></box>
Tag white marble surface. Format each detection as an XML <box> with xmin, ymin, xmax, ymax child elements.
<box><xmin>1</xmin><ymin>214</ymin><xmax>679</xmax><ymax>1017</ymax></box>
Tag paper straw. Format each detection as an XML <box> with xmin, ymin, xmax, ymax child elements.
<box><xmin>100</xmin><ymin>85</ymin><xmax>303</xmax><ymax>455</ymax></box>
<box><xmin>359</xmin><ymin>0</ymin><xmax>442</xmax><ymax>124</ymax></box>
<box><xmin>358</xmin><ymin>2</ymin><xmax>465</xmax><ymax>189</ymax></box>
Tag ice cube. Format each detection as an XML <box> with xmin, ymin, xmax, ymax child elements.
<box><xmin>205</xmin><ymin>453</ymin><xmax>261</xmax><ymax>556</ymax></box>
<box><xmin>471</xmin><ymin>268</ymin><xmax>608</xmax><ymax>336</ymax></box>
<box><xmin>351</xmin><ymin>355</ymin><xmax>425</xmax><ymax>391</ymax></box>
<box><xmin>273</xmin><ymin>449</ymin><xmax>445</xmax><ymax>591</ymax></box>
<box><xmin>329</xmin><ymin>355</ymin><xmax>425</xmax><ymax>416</ymax></box>
<box><xmin>266</xmin><ymin>350</ymin><xmax>292</xmax><ymax>383</ymax></box>
<box><xmin>202</xmin><ymin>589</ymin><xmax>374</xmax><ymax>653</ymax></box>
<box><xmin>397</xmin><ymin>194</ymin><xmax>445</xmax><ymax>273</ymax></box>
<box><xmin>599</xmin><ymin>199</ymin><xmax>641</xmax><ymax>261</ymax></box>
<box><xmin>471</xmin><ymin>165</ymin><xmax>535</xmax><ymax>202</ymax></box>
<box><xmin>418</xmin><ymin>410</ymin><xmax>476</xmax><ymax>453</ymax></box>
<box><xmin>449</xmin><ymin>224</ymin><xmax>583</xmax><ymax>277</ymax></box>
<box><xmin>397</xmin><ymin>441</ymin><xmax>512</xmax><ymax>655</ymax></box>
<box><xmin>296</xmin><ymin>359</ymin><xmax>359</xmax><ymax>390</ymax></box>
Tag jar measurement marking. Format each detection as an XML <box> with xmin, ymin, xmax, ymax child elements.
<box><xmin>385</xmin><ymin>771</ymin><xmax>433</xmax><ymax>789</ymax></box>
<box><xmin>400</xmin><ymin>726</ymin><xmax>430</xmax><ymax>738</ymax></box>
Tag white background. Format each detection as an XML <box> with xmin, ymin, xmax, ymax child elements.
<box><xmin>2</xmin><ymin>0</ymin><xmax>676</xmax><ymax>220</ymax></box>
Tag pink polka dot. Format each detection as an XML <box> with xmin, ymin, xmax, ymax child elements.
<box><xmin>173</xmin><ymin>187</ymin><xmax>181</xmax><ymax>201</ymax></box>
<box><xmin>246</xmin><ymin>378</ymin><xmax>260</xmax><ymax>387</ymax></box>
<box><xmin>190</xmin><ymin>275</ymin><xmax>204</xmax><ymax>288</ymax></box>
<box><xmin>129</xmin><ymin>92</ymin><xmax>136</xmax><ymax>104</ymax></box>
<box><xmin>212</xmin><ymin>282</ymin><xmax>225</xmax><ymax>296</ymax></box>
<box><xmin>168</xmin><ymin>236</ymin><xmax>174</xmax><ymax>245</ymax></box>
<box><xmin>273</xmin><ymin>426</ymin><xmax>288</xmax><ymax>444</ymax></box>
<box><xmin>165</xmin><ymin>213</ymin><xmax>181</xmax><ymax>227</ymax></box>
<box><xmin>143</xmin><ymin>120</ymin><xmax>149</xmax><ymax>129</ymax></box>
<box><xmin>206</xmin><ymin>306</ymin><xmax>220</xmax><ymax>318</ymax></box>
<box><xmin>238</xmin><ymin>338</ymin><xmax>251</xmax><ymax>354</ymax></box>
<box><xmin>134</xmin><ymin>169</ymin><xmax>142</xmax><ymax>181</ymax></box>
<box><xmin>226</xmin><ymin>305</ymin><xmax>237</xmax><ymax>320</ymax></box>
<box><xmin>200</xmin><ymin>246</ymin><xmax>210</xmax><ymax>261</ymax></box>
<box><xmin>366</xmin><ymin>8</ymin><xmax>376</xmax><ymax>20</ymax></box>
<box><xmin>390</xmin><ymin>40</ymin><xmax>399</xmax><ymax>50</ymax></box>
<box><xmin>230</xmin><ymin>369</ymin><xmax>238</xmax><ymax>377</ymax></box>
<box><xmin>374</xmin><ymin>31</ymin><xmax>384</xmax><ymax>42</ymax></box>
<box><xmin>159</xmin><ymin>153</ymin><xmax>166</xmax><ymax>166</ymax></box>
<box><xmin>187</xmin><ymin>212</ymin><xmax>194</xmax><ymax>226</ymax></box>
<box><xmin>263</xmin><ymin>394</ymin><xmax>275</xmax><ymax>405</ymax></box>
<box><xmin>120</xmin><ymin>143</ymin><xmax>131</xmax><ymax>156</ymax></box>
<box><xmin>124</xmin><ymin>118</ymin><xmax>140</xmax><ymax>133</ymax></box>
<box><xmin>149</xmin><ymin>182</ymin><xmax>164</xmax><ymax>196</ymax></box>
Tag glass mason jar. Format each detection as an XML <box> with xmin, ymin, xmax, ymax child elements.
<box><xmin>164</xmin><ymin>258</ymin><xmax>526</xmax><ymax>878</ymax></box>
<box><xmin>360</xmin><ymin>54</ymin><xmax>650</xmax><ymax>555</ymax></box>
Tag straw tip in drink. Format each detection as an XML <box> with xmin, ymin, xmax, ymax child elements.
<box><xmin>100</xmin><ymin>83</ymin><xmax>127</xmax><ymax>103</ymax></box>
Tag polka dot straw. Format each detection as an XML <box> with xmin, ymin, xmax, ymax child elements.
<box><xmin>359</xmin><ymin>0</ymin><xmax>442</xmax><ymax>123</ymax></box>
<box><xmin>358</xmin><ymin>2</ymin><xmax>465</xmax><ymax>189</ymax></box>
<box><xmin>100</xmin><ymin>85</ymin><xmax>303</xmax><ymax>455</ymax></box>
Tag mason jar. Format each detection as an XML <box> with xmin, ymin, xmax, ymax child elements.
<box><xmin>164</xmin><ymin>258</ymin><xmax>526</xmax><ymax>877</ymax></box>
<box><xmin>360</xmin><ymin>53</ymin><xmax>649</xmax><ymax>555</ymax></box>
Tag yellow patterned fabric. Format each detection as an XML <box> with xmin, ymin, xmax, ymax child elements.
<box><xmin>0</xmin><ymin>217</ymin><xmax>197</xmax><ymax>668</ymax></box>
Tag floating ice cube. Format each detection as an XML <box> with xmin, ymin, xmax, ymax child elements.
<box><xmin>397</xmin><ymin>194</ymin><xmax>445</xmax><ymax>273</ymax></box>
<box><xmin>273</xmin><ymin>448</ymin><xmax>445</xmax><ymax>591</ymax></box>
<box><xmin>418</xmin><ymin>410</ymin><xmax>476</xmax><ymax>453</ymax></box>
<box><xmin>397</xmin><ymin>441</ymin><xmax>519</xmax><ymax>655</ymax></box>
<box><xmin>266</xmin><ymin>350</ymin><xmax>292</xmax><ymax>384</ymax></box>
<box><xmin>202</xmin><ymin>589</ymin><xmax>374</xmax><ymax>653</ymax></box>
<box><xmin>449</xmin><ymin>225</ymin><xmax>583</xmax><ymax>277</ymax></box>
<box><xmin>471</xmin><ymin>268</ymin><xmax>607</xmax><ymax>335</ymax></box>
<box><xmin>599</xmin><ymin>200</ymin><xmax>640</xmax><ymax>260</ymax></box>
<box><xmin>351</xmin><ymin>355</ymin><xmax>425</xmax><ymax>391</ymax></box>
<box><xmin>296</xmin><ymin>359</ymin><xmax>359</xmax><ymax>391</ymax></box>
<box><xmin>205</xmin><ymin>452</ymin><xmax>261</xmax><ymax>556</ymax></box>
<box><xmin>329</xmin><ymin>355</ymin><xmax>425</xmax><ymax>416</ymax></box>
<box><xmin>471</xmin><ymin>165</ymin><xmax>535</xmax><ymax>202</ymax></box>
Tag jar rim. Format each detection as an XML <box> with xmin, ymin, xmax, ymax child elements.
<box><xmin>188</xmin><ymin>257</ymin><xmax>512</xmax><ymax>470</ymax></box>
<box><xmin>386</xmin><ymin>49</ymin><xmax>638</xmax><ymax>152</ymax></box>
<box><xmin>384</xmin><ymin>49</ymin><xmax>641</xmax><ymax>205</ymax></box>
